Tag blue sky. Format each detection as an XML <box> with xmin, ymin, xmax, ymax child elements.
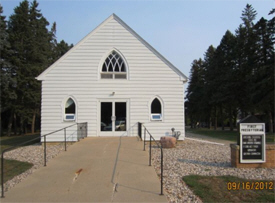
<box><xmin>1</xmin><ymin>0</ymin><xmax>273</xmax><ymax>77</ymax></box>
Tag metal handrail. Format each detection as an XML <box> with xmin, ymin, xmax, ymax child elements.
<box><xmin>142</xmin><ymin>125</ymin><xmax>163</xmax><ymax>196</ymax></box>
<box><xmin>1</xmin><ymin>122</ymin><xmax>88</xmax><ymax>198</ymax></box>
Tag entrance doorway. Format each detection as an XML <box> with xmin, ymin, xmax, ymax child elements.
<box><xmin>100</xmin><ymin>101</ymin><xmax>127</xmax><ymax>136</ymax></box>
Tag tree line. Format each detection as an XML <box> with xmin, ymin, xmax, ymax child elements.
<box><xmin>185</xmin><ymin>4</ymin><xmax>274</xmax><ymax>132</ymax></box>
<box><xmin>1</xmin><ymin>0</ymin><xmax>73</xmax><ymax>136</ymax></box>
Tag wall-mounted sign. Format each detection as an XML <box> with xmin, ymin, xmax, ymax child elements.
<box><xmin>240</xmin><ymin>123</ymin><xmax>265</xmax><ymax>163</ymax></box>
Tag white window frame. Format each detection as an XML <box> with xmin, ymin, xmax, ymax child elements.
<box><xmin>151</xmin><ymin>113</ymin><xmax>162</xmax><ymax>121</ymax></box>
<box><xmin>64</xmin><ymin>114</ymin><xmax>75</xmax><ymax>121</ymax></box>
<box><xmin>99</xmin><ymin>49</ymin><xmax>129</xmax><ymax>80</ymax></box>
<box><xmin>150</xmin><ymin>97</ymin><xmax>163</xmax><ymax>121</ymax></box>
<box><xmin>63</xmin><ymin>97</ymin><xmax>77</xmax><ymax>122</ymax></box>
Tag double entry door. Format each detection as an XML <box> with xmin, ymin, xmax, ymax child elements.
<box><xmin>100</xmin><ymin>101</ymin><xmax>127</xmax><ymax>136</ymax></box>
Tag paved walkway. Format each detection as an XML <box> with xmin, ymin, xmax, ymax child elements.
<box><xmin>2</xmin><ymin>137</ymin><xmax>167</xmax><ymax>202</ymax></box>
<box><xmin>185</xmin><ymin>132</ymin><xmax>235</xmax><ymax>146</ymax></box>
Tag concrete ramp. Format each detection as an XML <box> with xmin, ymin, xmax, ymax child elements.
<box><xmin>2</xmin><ymin>137</ymin><xmax>167</xmax><ymax>202</ymax></box>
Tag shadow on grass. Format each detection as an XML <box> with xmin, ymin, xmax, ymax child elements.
<box><xmin>0</xmin><ymin>158</ymin><xmax>33</xmax><ymax>184</ymax></box>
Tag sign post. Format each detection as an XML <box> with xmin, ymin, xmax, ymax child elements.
<box><xmin>239</xmin><ymin>123</ymin><xmax>265</xmax><ymax>163</ymax></box>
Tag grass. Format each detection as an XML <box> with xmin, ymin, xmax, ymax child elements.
<box><xmin>186</xmin><ymin>128</ymin><xmax>275</xmax><ymax>143</ymax></box>
<box><xmin>1</xmin><ymin>133</ymin><xmax>41</xmax><ymax>152</ymax></box>
<box><xmin>183</xmin><ymin>175</ymin><xmax>275</xmax><ymax>202</ymax></box>
<box><xmin>0</xmin><ymin>133</ymin><xmax>40</xmax><ymax>184</ymax></box>
<box><xmin>0</xmin><ymin>159</ymin><xmax>33</xmax><ymax>183</ymax></box>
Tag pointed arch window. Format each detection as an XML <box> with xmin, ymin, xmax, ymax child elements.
<box><xmin>101</xmin><ymin>51</ymin><xmax>127</xmax><ymax>79</ymax></box>
<box><xmin>151</xmin><ymin>98</ymin><xmax>162</xmax><ymax>121</ymax></box>
<box><xmin>64</xmin><ymin>98</ymin><xmax>76</xmax><ymax>121</ymax></box>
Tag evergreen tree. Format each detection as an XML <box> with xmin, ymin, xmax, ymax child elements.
<box><xmin>0</xmin><ymin>4</ymin><xmax>17</xmax><ymax>136</ymax></box>
<box><xmin>186</xmin><ymin>4</ymin><xmax>274</xmax><ymax>131</ymax></box>
<box><xmin>185</xmin><ymin>59</ymin><xmax>205</xmax><ymax>128</ymax></box>
<box><xmin>27</xmin><ymin>0</ymin><xmax>53</xmax><ymax>133</ymax></box>
<box><xmin>7</xmin><ymin>0</ymin><xmax>57</xmax><ymax>134</ymax></box>
<box><xmin>215</xmin><ymin>30</ymin><xmax>238</xmax><ymax>130</ymax></box>
<box><xmin>253</xmin><ymin>17</ymin><xmax>274</xmax><ymax>132</ymax></box>
<box><xmin>1</xmin><ymin>1</ymin><xmax>73</xmax><ymax>135</ymax></box>
<box><xmin>8</xmin><ymin>0</ymin><xmax>32</xmax><ymax>134</ymax></box>
<box><xmin>235</xmin><ymin>4</ymin><xmax>258</xmax><ymax>116</ymax></box>
<box><xmin>54</xmin><ymin>40</ymin><xmax>73</xmax><ymax>60</ymax></box>
<box><xmin>203</xmin><ymin>45</ymin><xmax>217</xmax><ymax>129</ymax></box>
<box><xmin>241</xmin><ymin>4</ymin><xmax>257</xmax><ymax>29</ymax></box>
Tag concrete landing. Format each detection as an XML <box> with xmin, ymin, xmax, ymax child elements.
<box><xmin>2</xmin><ymin>137</ymin><xmax>167</xmax><ymax>202</ymax></box>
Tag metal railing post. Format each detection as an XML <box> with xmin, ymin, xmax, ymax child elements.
<box><xmin>160</xmin><ymin>148</ymin><xmax>163</xmax><ymax>195</ymax></box>
<box><xmin>143</xmin><ymin>128</ymin><xmax>146</xmax><ymax>151</ymax></box>
<box><xmin>44</xmin><ymin>136</ymin><xmax>47</xmax><ymax>166</ymax></box>
<box><xmin>140</xmin><ymin>123</ymin><xmax>164</xmax><ymax>196</ymax></box>
<box><xmin>85</xmin><ymin>122</ymin><xmax>87</xmax><ymax>138</ymax></box>
<box><xmin>86</xmin><ymin>122</ymin><xmax>88</xmax><ymax>138</ymax></box>
<box><xmin>64</xmin><ymin>128</ymin><xmax>67</xmax><ymax>151</ymax></box>
<box><xmin>1</xmin><ymin>152</ymin><xmax>4</xmax><ymax>198</ymax></box>
<box><xmin>149</xmin><ymin>135</ymin><xmax>152</xmax><ymax>166</ymax></box>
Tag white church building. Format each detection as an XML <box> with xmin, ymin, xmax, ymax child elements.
<box><xmin>36</xmin><ymin>14</ymin><xmax>187</xmax><ymax>141</ymax></box>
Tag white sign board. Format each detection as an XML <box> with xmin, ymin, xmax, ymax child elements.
<box><xmin>240</xmin><ymin>123</ymin><xmax>265</xmax><ymax>163</ymax></box>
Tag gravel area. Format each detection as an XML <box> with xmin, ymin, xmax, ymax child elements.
<box><xmin>151</xmin><ymin>139</ymin><xmax>275</xmax><ymax>203</ymax></box>
<box><xmin>1</xmin><ymin>143</ymin><xmax>70</xmax><ymax>193</ymax></box>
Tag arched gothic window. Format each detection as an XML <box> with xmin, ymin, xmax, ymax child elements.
<box><xmin>64</xmin><ymin>98</ymin><xmax>76</xmax><ymax>121</ymax></box>
<box><xmin>101</xmin><ymin>51</ymin><xmax>127</xmax><ymax>79</ymax></box>
<box><xmin>151</xmin><ymin>98</ymin><xmax>162</xmax><ymax>121</ymax></box>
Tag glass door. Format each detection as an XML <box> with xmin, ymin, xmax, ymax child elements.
<box><xmin>115</xmin><ymin>102</ymin><xmax>126</xmax><ymax>132</ymax></box>
<box><xmin>101</xmin><ymin>102</ymin><xmax>113</xmax><ymax>132</ymax></box>
<box><xmin>100</xmin><ymin>101</ymin><xmax>127</xmax><ymax>135</ymax></box>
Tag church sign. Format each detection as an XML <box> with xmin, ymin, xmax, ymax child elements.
<box><xmin>240</xmin><ymin>123</ymin><xmax>265</xmax><ymax>163</ymax></box>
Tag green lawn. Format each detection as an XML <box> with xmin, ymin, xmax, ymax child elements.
<box><xmin>183</xmin><ymin>175</ymin><xmax>275</xmax><ymax>202</ymax></box>
<box><xmin>0</xmin><ymin>134</ymin><xmax>40</xmax><ymax>184</ymax></box>
<box><xmin>186</xmin><ymin>128</ymin><xmax>275</xmax><ymax>143</ymax></box>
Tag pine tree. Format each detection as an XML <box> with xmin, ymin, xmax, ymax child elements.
<box><xmin>0</xmin><ymin>4</ymin><xmax>17</xmax><ymax>136</ymax></box>
<box><xmin>7</xmin><ymin>0</ymin><xmax>53</xmax><ymax>134</ymax></box>
<box><xmin>203</xmin><ymin>45</ymin><xmax>217</xmax><ymax>129</ymax></box>
<box><xmin>185</xmin><ymin>59</ymin><xmax>205</xmax><ymax>128</ymax></box>
<box><xmin>215</xmin><ymin>30</ymin><xmax>238</xmax><ymax>130</ymax></box>
<box><xmin>235</xmin><ymin>4</ymin><xmax>258</xmax><ymax>117</ymax></box>
<box><xmin>253</xmin><ymin>17</ymin><xmax>274</xmax><ymax>132</ymax></box>
<box><xmin>7</xmin><ymin>0</ymin><xmax>32</xmax><ymax>134</ymax></box>
<box><xmin>2</xmin><ymin>0</ymin><xmax>73</xmax><ymax>135</ymax></box>
<box><xmin>241</xmin><ymin>4</ymin><xmax>257</xmax><ymax>29</ymax></box>
<box><xmin>28</xmin><ymin>0</ymin><xmax>53</xmax><ymax>133</ymax></box>
<box><xmin>54</xmin><ymin>40</ymin><xmax>73</xmax><ymax>60</ymax></box>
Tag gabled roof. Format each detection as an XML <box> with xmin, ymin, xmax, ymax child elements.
<box><xmin>36</xmin><ymin>13</ymin><xmax>188</xmax><ymax>82</ymax></box>
<box><xmin>238</xmin><ymin>115</ymin><xmax>263</xmax><ymax>124</ymax></box>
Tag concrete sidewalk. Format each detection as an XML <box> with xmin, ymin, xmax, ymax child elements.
<box><xmin>2</xmin><ymin>137</ymin><xmax>167</xmax><ymax>202</ymax></box>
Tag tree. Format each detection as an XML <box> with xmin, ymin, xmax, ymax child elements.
<box><xmin>0</xmin><ymin>4</ymin><xmax>17</xmax><ymax>136</ymax></box>
<box><xmin>7</xmin><ymin>0</ymin><xmax>56</xmax><ymax>134</ymax></box>
<box><xmin>186</xmin><ymin>4</ymin><xmax>274</xmax><ymax>131</ymax></box>
<box><xmin>1</xmin><ymin>1</ymin><xmax>74</xmax><ymax>135</ymax></box>
<box><xmin>214</xmin><ymin>30</ymin><xmax>238</xmax><ymax>130</ymax></box>
<box><xmin>235</xmin><ymin>4</ymin><xmax>258</xmax><ymax>116</ymax></box>
<box><xmin>27</xmin><ymin>0</ymin><xmax>53</xmax><ymax>133</ymax></box>
<box><xmin>49</xmin><ymin>23</ymin><xmax>73</xmax><ymax>63</ymax></box>
<box><xmin>203</xmin><ymin>45</ymin><xmax>217</xmax><ymax>129</ymax></box>
<box><xmin>185</xmin><ymin>59</ymin><xmax>205</xmax><ymax>128</ymax></box>
<box><xmin>241</xmin><ymin>4</ymin><xmax>257</xmax><ymax>29</ymax></box>
<box><xmin>253</xmin><ymin>17</ymin><xmax>274</xmax><ymax>133</ymax></box>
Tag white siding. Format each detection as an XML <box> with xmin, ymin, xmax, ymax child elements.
<box><xmin>39</xmin><ymin>16</ymin><xmax>186</xmax><ymax>142</ymax></box>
